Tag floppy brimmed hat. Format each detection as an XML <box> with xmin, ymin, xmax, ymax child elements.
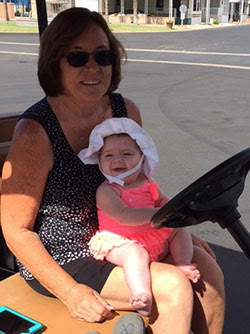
<box><xmin>78</xmin><ymin>117</ymin><xmax>159</xmax><ymax>177</ymax></box>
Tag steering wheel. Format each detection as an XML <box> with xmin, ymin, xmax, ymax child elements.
<box><xmin>151</xmin><ymin>147</ymin><xmax>250</xmax><ymax>260</ymax></box>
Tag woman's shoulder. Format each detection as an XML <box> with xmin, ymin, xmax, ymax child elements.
<box><xmin>123</xmin><ymin>96</ymin><xmax>142</xmax><ymax>126</ymax></box>
<box><xmin>109</xmin><ymin>92</ymin><xmax>142</xmax><ymax>125</ymax></box>
<box><xmin>22</xmin><ymin>97</ymin><xmax>49</xmax><ymax>115</ymax></box>
<box><xmin>8</xmin><ymin>116</ymin><xmax>53</xmax><ymax>171</ymax></box>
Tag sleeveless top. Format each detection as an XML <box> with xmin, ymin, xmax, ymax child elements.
<box><xmin>17</xmin><ymin>93</ymin><xmax>128</xmax><ymax>280</ymax></box>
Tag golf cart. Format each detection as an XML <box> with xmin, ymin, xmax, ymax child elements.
<box><xmin>0</xmin><ymin>1</ymin><xmax>250</xmax><ymax>333</ymax></box>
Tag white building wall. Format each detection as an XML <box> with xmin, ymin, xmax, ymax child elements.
<box><xmin>75</xmin><ymin>0</ymin><xmax>98</xmax><ymax>11</ymax></box>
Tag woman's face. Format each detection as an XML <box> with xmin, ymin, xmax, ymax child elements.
<box><xmin>60</xmin><ymin>24</ymin><xmax>112</xmax><ymax>104</ymax></box>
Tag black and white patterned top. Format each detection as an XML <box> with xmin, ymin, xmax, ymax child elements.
<box><xmin>17</xmin><ymin>93</ymin><xmax>128</xmax><ymax>280</ymax></box>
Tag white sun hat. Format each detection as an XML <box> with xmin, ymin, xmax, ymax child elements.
<box><xmin>78</xmin><ymin>117</ymin><xmax>159</xmax><ymax>184</ymax></box>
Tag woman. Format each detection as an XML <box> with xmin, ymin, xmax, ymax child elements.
<box><xmin>1</xmin><ymin>7</ymin><xmax>225</xmax><ymax>333</ymax></box>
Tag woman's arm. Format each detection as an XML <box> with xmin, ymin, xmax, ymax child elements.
<box><xmin>1</xmin><ymin>119</ymin><xmax>76</xmax><ymax>295</ymax></box>
<box><xmin>1</xmin><ymin>119</ymin><xmax>112</xmax><ymax>321</ymax></box>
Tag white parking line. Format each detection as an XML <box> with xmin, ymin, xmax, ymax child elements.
<box><xmin>0</xmin><ymin>41</ymin><xmax>39</xmax><ymax>46</ymax></box>
<box><xmin>0</xmin><ymin>50</ymin><xmax>38</xmax><ymax>56</ymax></box>
<box><xmin>127</xmin><ymin>58</ymin><xmax>250</xmax><ymax>70</ymax></box>
<box><xmin>1</xmin><ymin>50</ymin><xmax>250</xmax><ymax>70</ymax></box>
<box><xmin>126</xmin><ymin>48</ymin><xmax>250</xmax><ymax>57</ymax></box>
<box><xmin>1</xmin><ymin>42</ymin><xmax>250</xmax><ymax>57</ymax></box>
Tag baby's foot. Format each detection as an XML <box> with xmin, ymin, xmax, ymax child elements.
<box><xmin>129</xmin><ymin>293</ymin><xmax>152</xmax><ymax>316</ymax></box>
<box><xmin>177</xmin><ymin>263</ymin><xmax>200</xmax><ymax>283</ymax></box>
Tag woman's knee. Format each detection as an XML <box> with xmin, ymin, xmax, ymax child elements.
<box><xmin>191</xmin><ymin>247</ymin><xmax>225</xmax><ymax>332</ymax></box>
<box><xmin>193</xmin><ymin>246</ymin><xmax>225</xmax><ymax>297</ymax></box>
<box><xmin>192</xmin><ymin>245</ymin><xmax>225</xmax><ymax>321</ymax></box>
<box><xmin>150</xmin><ymin>262</ymin><xmax>193</xmax><ymax>306</ymax></box>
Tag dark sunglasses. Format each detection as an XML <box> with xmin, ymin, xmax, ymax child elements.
<box><xmin>65</xmin><ymin>50</ymin><xmax>115</xmax><ymax>68</ymax></box>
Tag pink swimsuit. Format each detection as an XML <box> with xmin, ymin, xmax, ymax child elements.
<box><xmin>89</xmin><ymin>179</ymin><xmax>173</xmax><ymax>262</ymax></box>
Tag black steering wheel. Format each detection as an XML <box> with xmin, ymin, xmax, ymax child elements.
<box><xmin>151</xmin><ymin>147</ymin><xmax>250</xmax><ymax>260</ymax></box>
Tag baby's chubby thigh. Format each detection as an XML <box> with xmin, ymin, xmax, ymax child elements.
<box><xmin>106</xmin><ymin>241</ymin><xmax>150</xmax><ymax>266</ymax></box>
<box><xmin>157</xmin><ymin>239</ymin><xmax>170</xmax><ymax>262</ymax></box>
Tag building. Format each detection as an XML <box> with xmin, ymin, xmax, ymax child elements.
<box><xmin>99</xmin><ymin>0</ymin><xmax>249</xmax><ymax>24</ymax></box>
<box><xmin>27</xmin><ymin>0</ymin><xmax>249</xmax><ymax>23</ymax></box>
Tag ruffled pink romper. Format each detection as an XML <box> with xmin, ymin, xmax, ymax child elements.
<box><xmin>89</xmin><ymin>179</ymin><xmax>173</xmax><ymax>262</ymax></box>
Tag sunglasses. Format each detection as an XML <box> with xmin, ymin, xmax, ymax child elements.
<box><xmin>65</xmin><ymin>50</ymin><xmax>115</xmax><ymax>68</ymax></box>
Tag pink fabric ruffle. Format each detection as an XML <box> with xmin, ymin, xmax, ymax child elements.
<box><xmin>127</xmin><ymin>227</ymin><xmax>173</xmax><ymax>261</ymax></box>
<box><xmin>88</xmin><ymin>231</ymin><xmax>137</xmax><ymax>260</ymax></box>
<box><xmin>148</xmin><ymin>182</ymin><xmax>159</xmax><ymax>201</ymax></box>
<box><xmin>89</xmin><ymin>227</ymin><xmax>173</xmax><ymax>262</ymax></box>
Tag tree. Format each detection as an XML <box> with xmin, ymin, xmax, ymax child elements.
<box><xmin>3</xmin><ymin>0</ymin><xmax>10</xmax><ymax>23</ymax></box>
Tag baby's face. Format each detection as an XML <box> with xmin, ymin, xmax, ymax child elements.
<box><xmin>99</xmin><ymin>134</ymin><xmax>142</xmax><ymax>177</ymax></box>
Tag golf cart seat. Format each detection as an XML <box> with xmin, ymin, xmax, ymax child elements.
<box><xmin>0</xmin><ymin>116</ymin><xmax>19</xmax><ymax>279</ymax></box>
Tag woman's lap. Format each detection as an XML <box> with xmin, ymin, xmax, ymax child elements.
<box><xmin>101</xmin><ymin>260</ymin><xmax>193</xmax><ymax>310</ymax></box>
<box><xmin>101</xmin><ymin>261</ymin><xmax>194</xmax><ymax>332</ymax></box>
<box><xmin>25</xmin><ymin>257</ymin><xmax>116</xmax><ymax>297</ymax></box>
<box><xmin>24</xmin><ymin>246</ymin><xmax>224</xmax><ymax>331</ymax></box>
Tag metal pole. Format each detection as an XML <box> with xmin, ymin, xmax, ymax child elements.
<box><xmin>120</xmin><ymin>0</ymin><xmax>124</xmax><ymax>23</ymax></box>
<box><xmin>169</xmin><ymin>0</ymin><xmax>173</xmax><ymax>21</ymax></box>
<box><xmin>240</xmin><ymin>0</ymin><xmax>244</xmax><ymax>22</ymax></box>
<box><xmin>98</xmin><ymin>0</ymin><xmax>103</xmax><ymax>14</ymax></box>
<box><xmin>144</xmin><ymin>0</ymin><xmax>148</xmax><ymax>24</ymax></box>
<box><xmin>230</xmin><ymin>2</ymin><xmax>234</xmax><ymax>21</ymax></box>
<box><xmin>36</xmin><ymin>0</ymin><xmax>48</xmax><ymax>38</ymax></box>
<box><xmin>206</xmin><ymin>0</ymin><xmax>210</xmax><ymax>23</ymax></box>
<box><xmin>133</xmin><ymin>0</ymin><xmax>137</xmax><ymax>24</ymax></box>
<box><xmin>3</xmin><ymin>0</ymin><xmax>9</xmax><ymax>22</ymax></box>
<box><xmin>226</xmin><ymin>219</ymin><xmax>250</xmax><ymax>260</ymax></box>
<box><xmin>104</xmin><ymin>0</ymin><xmax>109</xmax><ymax>23</ymax></box>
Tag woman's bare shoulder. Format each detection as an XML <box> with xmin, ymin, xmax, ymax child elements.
<box><xmin>8</xmin><ymin>118</ymin><xmax>53</xmax><ymax>170</ymax></box>
<box><xmin>13</xmin><ymin>118</ymin><xmax>47</xmax><ymax>140</ymax></box>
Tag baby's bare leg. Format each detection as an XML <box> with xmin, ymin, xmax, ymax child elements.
<box><xmin>169</xmin><ymin>228</ymin><xmax>200</xmax><ymax>283</ymax></box>
<box><xmin>106</xmin><ymin>243</ymin><xmax>152</xmax><ymax>316</ymax></box>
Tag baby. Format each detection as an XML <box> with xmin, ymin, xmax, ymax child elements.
<box><xmin>78</xmin><ymin>117</ymin><xmax>200</xmax><ymax>316</ymax></box>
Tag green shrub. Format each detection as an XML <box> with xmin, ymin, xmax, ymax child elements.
<box><xmin>213</xmin><ymin>19</ymin><xmax>219</xmax><ymax>24</ymax></box>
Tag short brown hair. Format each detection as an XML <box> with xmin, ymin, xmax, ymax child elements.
<box><xmin>38</xmin><ymin>7</ymin><xmax>126</xmax><ymax>96</ymax></box>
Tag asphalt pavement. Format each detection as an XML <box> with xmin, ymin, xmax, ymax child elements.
<box><xmin>118</xmin><ymin>26</ymin><xmax>250</xmax><ymax>334</ymax></box>
<box><xmin>0</xmin><ymin>25</ymin><xmax>250</xmax><ymax>333</ymax></box>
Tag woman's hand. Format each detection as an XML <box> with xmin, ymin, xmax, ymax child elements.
<box><xmin>62</xmin><ymin>283</ymin><xmax>114</xmax><ymax>322</ymax></box>
<box><xmin>191</xmin><ymin>233</ymin><xmax>216</xmax><ymax>260</ymax></box>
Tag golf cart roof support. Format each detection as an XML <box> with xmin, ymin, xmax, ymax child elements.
<box><xmin>36</xmin><ymin>0</ymin><xmax>48</xmax><ymax>37</ymax></box>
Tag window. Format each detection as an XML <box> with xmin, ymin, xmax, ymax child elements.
<box><xmin>156</xmin><ymin>0</ymin><xmax>164</xmax><ymax>9</ymax></box>
<box><xmin>193</xmin><ymin>0</ymin><xmax>201</xmax><ymax>11</ymax></box>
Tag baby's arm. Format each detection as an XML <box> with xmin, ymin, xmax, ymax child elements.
<box><xmin>96</xmin><ymin>183</ymin><xmax>159</xmax><ymax>225</ymax></box>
